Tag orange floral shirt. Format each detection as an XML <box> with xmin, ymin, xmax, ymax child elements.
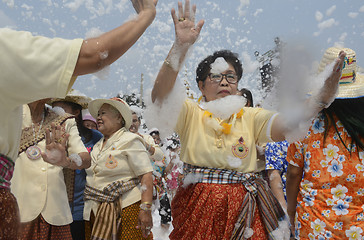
<box><xmin>287</xmin><ymin>113</ymin><xmax>364</xmax><ymax>240</ymax></box>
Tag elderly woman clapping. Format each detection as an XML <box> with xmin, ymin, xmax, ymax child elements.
<box><xmin>84</xmin><ymin>97</ymin><xmax>154</xmax><ymax>239</ymax></box>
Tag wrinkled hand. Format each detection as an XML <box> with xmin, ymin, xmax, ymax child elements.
<box><xmin>319</xmin><ymin>50</ymin><xmax>346</xmax><ymax>103</ymax></box>
<box><xmin>41</xmin><ymin>123</ymin><xmax>70</xmax><ymax>167</ymax></box>
<box><xmin>131</xmin><ymin>0</ymin><xmax>157</xmax><ymax>14</ymax></box>
<box><xmin>136</xmin><ymin>209</ymin><xmax>153</xmax><ymax>238</ymax></box>
<box><xmin>171</xmin><ymin>0</ymin><xmax>204</xmax><ymax>46</ymax></box>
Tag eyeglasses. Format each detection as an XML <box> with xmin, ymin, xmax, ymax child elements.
<box><xmin>208</xmin><ymin>73</ymin><xmax>238</xmax><ymax>84</ymax></box>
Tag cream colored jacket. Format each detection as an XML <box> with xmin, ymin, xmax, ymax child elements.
<box><xmin>84</xmin><ymin>128</ymin><xmax>153</xmax><ymax>220</ymax></box>
<box><xmin>11</xmin><ymin>105</ymin><xmax>87</xmax><ymax>225</ymax></box>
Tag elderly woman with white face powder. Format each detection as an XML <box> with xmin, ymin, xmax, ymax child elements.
<box><xmin>151</xmin><ymin>1</ymin><xmax>346</xmax><ymax>239</ymax></box>
<box><xmin>84</xmin><ymin>97</ymin><xmax>153</xmax><ymax>240</ymax></box>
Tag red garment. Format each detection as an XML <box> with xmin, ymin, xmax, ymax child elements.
<box><xmin>0</xmin><ymin>188</ymin><xmax>19</xmax><ymax>240</ymax></box>
<box><xmin>170</xmin><ymin>183</ymin><xmax>267</xmax><ymax>239</ymax></box>
<box><xmin>19</xmin><ymin>215</ymin><xmax>72</xmax><ymax>240</ymax></box>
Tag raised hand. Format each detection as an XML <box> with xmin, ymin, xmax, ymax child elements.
<box><xmin>171</xmin><ymin>0</ymin><xmax>204</xmax><ymax>46</ymax></box>
<box><xmin>131</xmin><ymin>0</ymin><xmax>158</xmax><ymax>14</ymax></box>
<box><xmin>41</xmin><ymin>123</ymin><xmax>70</xmax><ymax>167</ymax></box>
<box><xmin>318</xmin><ymin>50</ymin><xmax>346</xmax><ymax>104</ymax></box>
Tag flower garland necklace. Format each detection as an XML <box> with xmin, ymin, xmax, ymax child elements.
<box><xmin>198</xmin><ymin>96</ymin><xmax>244</xmax><ymax>135</ymax></box>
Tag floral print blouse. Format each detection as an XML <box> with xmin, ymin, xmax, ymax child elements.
<box><xmin>287</xmin><ymin>113</ymin><xmax>364</xmax><ymax>239</ymax></box>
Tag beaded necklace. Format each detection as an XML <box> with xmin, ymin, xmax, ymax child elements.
<box><xmin>25</xmin><ymin>112</ymin><xmax>45</xmax><ymax>160</ymax></box>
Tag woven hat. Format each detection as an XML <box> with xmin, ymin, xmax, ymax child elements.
<box><xmin>318</xmin><ymin>47</ymin><xmax>364</xmax><ymax>99</ymax></box>
<box><xmin>88</xmin><ymin>97</ymin><xmax>132</xmax><ymax>129</ymax></box>
<box><xmin>50</xmin><ymin>89</ymin><xmax>92</xmax><ymax>109</ymax></box>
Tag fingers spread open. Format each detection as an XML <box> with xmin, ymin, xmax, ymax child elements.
<box><xmin>184</xmin><ymin>0</ymin><xmax>190</xmax><ymax>20</ymax></box>
<box><xmin>178</xmin><ymin>1</ymin><xmax>183</xmax><ymax>19</ymax></box>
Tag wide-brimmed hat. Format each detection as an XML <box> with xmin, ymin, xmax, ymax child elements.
<box><xmin>318</xmin><ymin>47</ymin><xmax>364</xmax><ymax>99</ymax></box>
<box><xmin>50</xmin><ymin>89</ymin><xmax>92</xmax><ymax>109</ymax></box>
<box><xmin>88</xmin><ymin>97</ymin><xmax>132</xmax><ymax>129</ymax></box>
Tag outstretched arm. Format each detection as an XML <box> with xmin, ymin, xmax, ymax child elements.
<box><xmin>73</xmin><ymin>0</ymin><xmax>158</xmax><ymax>76</ymax></box>
<box><xmin>151</xmin><ymin>0</ymin><xmax>204</xmax><ymax>103</ymax></box>
<box><xmin>270</xmin><ymin>51</ymin><xmax>346</xmax><ymax>142</ymax></box>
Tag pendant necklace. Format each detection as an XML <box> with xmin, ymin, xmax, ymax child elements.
<box><xmin>26</xmin><ymin>112</ymin><xmax>45</xmax><ymax>160</ymax></box>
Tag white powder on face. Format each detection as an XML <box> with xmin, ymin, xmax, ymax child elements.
<box><xmin>210</xmin><ymin>57</ymin><xmax>229</xmax><ymax>74</ymax></box>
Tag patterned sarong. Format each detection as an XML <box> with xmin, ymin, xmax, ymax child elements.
<box><xmin>19</xmin><ymin>215</ymin><xmax>72</xmax><ymax>240</ymax></box>
<box><xmin>0</xmin><ymin>188</ymin><xmax>20</xmax><ymax>240</ymax></box>
<box><xmin>0</xmin><ymin>153</ymin><xmax>15</xmax><ymax>189</ymax></box>
<box><xmin>171</xmin><ymin>164</ymin><xmax>286</xmax><ymax>240</ymax></box>
<box><xmin>84</xmin><ymin>179</ymin><xmax>139</xmax><ymax>240</ymax></box>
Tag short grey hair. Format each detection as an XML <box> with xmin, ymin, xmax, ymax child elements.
<box><xmin>106</xmin><ymin>104</ymin><xmax>126</xmax><ymax>127</ymax></box>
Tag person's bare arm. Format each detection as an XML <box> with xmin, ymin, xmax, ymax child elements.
<box><xmin>270</xmin><ymin>51</ymin><xmax>346</xmax><ymax>142</ymax></box>
<box><xmin>268</xmin><ymin>169</ymin><xmax>287</xmax><ymax>210</ymax></box>
<box><xmin>151</xmin><ymin>0</ymin><xmax>204</xmax><ymax>103</ymax></box>
<box><xmin>67</xmin><ymin>152</ymin><xmax>91</xmax><ymax>170</ymax></box>
<box><xmin>137</xmin><ymin>172</ymin><xmax>153</xmax><ymax>237</ymax></box>
<box><xmin>286</xmin><ymin>164</ymin><xmax>303</xmax><ymax>237</ymax></box>
<box><xmin>73</xmin><ymin>0</ymin><xmax>157</xmax><ymax>76</ymax></box>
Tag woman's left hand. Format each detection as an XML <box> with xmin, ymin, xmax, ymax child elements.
<box><xmin>137</xmin><ymin>209</ymin><xmax>153</xmax><ymax>238</ymax></box>
<box><xmin>318</xmin><ymin>50</ymin><xmax>346</xmax><ymax>104</ymax></box>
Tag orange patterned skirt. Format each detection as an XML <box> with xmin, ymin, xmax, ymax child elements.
<box><xmin>85</xmin><ymin>201</ymin><xmax>153</xmax><ymax>240</ymax></box>
<box><xmin>0</xmin><ymin>188</ymin><xmax>20</xmax><ymax>240</ymax></box>
<box><xmin>170</xmin><ymin>183</ymin><xmax>268</xmax><ymax>240</ymax></box>
<box><xmin>19</xmin><ymin>215</ymin><xmax>72</xmax><ymax>240</ymax></box>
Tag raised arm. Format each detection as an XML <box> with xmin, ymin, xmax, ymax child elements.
<box><xmin>73</xmin><ymin>0</ymin><xmax>158</xmax><ymax>76</ymax></box>
<box><xmin>270</xmin><ymin>51</ymin><xmax>346</xmax><ymax>142</ymax></box>
<box><xmin>151</xmin><ymin>0</ymin><xmax>204</xmax><ymax>103</ymax></box>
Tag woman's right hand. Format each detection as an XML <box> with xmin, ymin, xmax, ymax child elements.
<box><xmin>171</xmin><ymin>0</ymin><xmax>204</xmax><ymax>46</ymax></box>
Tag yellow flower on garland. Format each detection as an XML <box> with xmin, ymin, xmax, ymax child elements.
<box><xmin>236</xmin><ymin>109</ymin><xmax>244</xmax><ymax>118</ymax></box>
<box><xmin>221</xmin><ymin>123</ymin><xmax>232</xmax><ymax>134</ymax></box>
<box><xmin>203</xmin><ymin>110</ymin><xmax>213</xmax><ymax>118</ymax></box>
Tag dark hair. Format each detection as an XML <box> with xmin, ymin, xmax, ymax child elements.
<box><xmin>322</xmin><ymin>97</ymin><xmax>364</xmax><ymax>152</ymax></box>
<box><xmin>238</xmin><ymin>88</ymin><xmax>254</xmax><ymax>107</ymax></box>
<box><xmin>196</xmin><ymin>50</ymin><xmax>243</xmax><ymax>85</ymax></box>
<box><xmin>56</xmin><ymin>101</ymin><xmax>93</xmax><ymax>143</ymax></box>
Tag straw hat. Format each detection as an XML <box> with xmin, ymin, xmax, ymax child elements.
<box><xmin>50</xmin><ymin>89</ymin><xmax>92</xmax><ymax>109</ymax></box>
<box><xmin>318</xmin><ymin>47</ymin><xmax>364</xmax><ymax>99</ymax></box>
<box><xmin>88</xmin><ymin>97</ymin><xmax>132</xmax><ymax>129</ymax></box>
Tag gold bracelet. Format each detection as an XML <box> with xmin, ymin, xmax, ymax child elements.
<box><xmin>141</xmin><ymin>201</ymin><xmax>153</xmax><ymax>206</ymax></box>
